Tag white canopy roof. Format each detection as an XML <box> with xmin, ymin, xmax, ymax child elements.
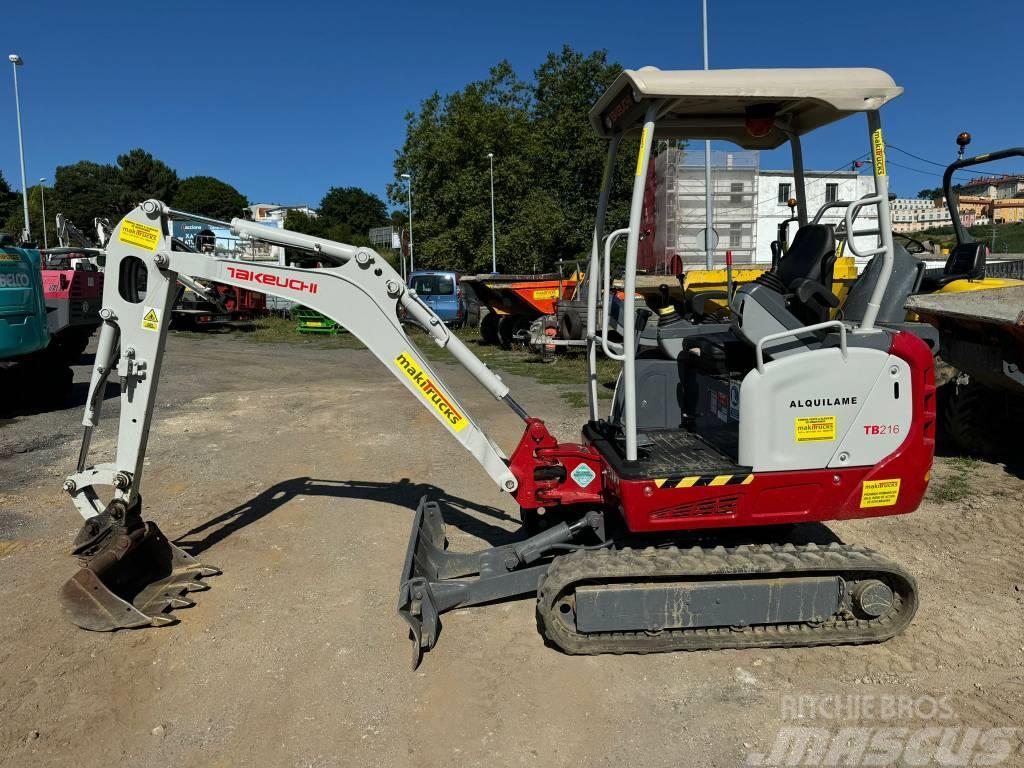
<box><xmin>589</xmin><ymin>67</ymin><xmax>903</xmax><ymax>149</ymax></box>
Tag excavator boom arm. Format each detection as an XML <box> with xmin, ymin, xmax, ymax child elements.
<box><xmin>66</xmin><ymin>200</ymin><xmax>521</xmax><ymax>522</ymax></box>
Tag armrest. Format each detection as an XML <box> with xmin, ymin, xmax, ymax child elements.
<box><xmin>918</xmin><ymin>273</ymin><xmax>962</xmax><ymax>293</ymax></box>
<box><xmin>789</xmin><ymin>278</ymin><xmax>839</xmax><ymax>308</ymax></box>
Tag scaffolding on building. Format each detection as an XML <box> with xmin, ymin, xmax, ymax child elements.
<box><xmin>654</xmin><ymin>144</ymin><xmax>759</xmax><ymax>271</ymax></box>
<box><xmin>369</xmin><ymin>226</ymin><xmax>400</xmax><ymax>251</ymax></box>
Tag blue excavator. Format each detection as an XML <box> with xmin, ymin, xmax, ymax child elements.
<box><xmin>0</xmin><ymin>239</ymin><xmax>72</xmax><ymax>403</ymax></box>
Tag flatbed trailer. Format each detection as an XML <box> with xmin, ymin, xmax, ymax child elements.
<box><xmin>906</xmin><ymin>285</ymin><xmax>1024</xmax><ymax>455</ymax></box>
<box><xmin>906</xmin><ymin>286</ymin><xmax>1024</xmax><ymax>394</ymax></box>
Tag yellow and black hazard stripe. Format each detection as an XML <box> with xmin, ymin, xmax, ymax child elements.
<box><xmin>653</xmin><ymin>473</ymin><xmax>754</xmax><ymax>489</ymax></box>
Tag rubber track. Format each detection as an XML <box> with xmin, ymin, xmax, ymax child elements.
<box><xmin>536</xmin><ymin>542</ymin><xmax>918</xmax><ymax>655</ymax></box>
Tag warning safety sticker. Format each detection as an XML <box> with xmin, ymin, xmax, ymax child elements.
<box><xmin>532</xmin><ymin>288</ymin><xmax>559</xmax><ymax>300</ymax></box>
<box><xmin>860</xmin><ymin>478</ymin><xmax>901</xmax><ymax>508</ymax></box>
<box><xmin>795</xmin><ymin>415</ymin><xmax>836</xmax><ymax>443</ymax></box>
<box><xmin>142</xmin><ymin>306</ymin><xmax>160</xmax><ymax>331</ymax></box>
<box><xmin>119</xmin><ymin>220</ymin><xmax>161</xmax><ymax>251</ymax></box>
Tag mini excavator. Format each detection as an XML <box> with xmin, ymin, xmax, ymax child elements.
<box><xmin>60</xmin><ymin>67</ymin><xmax>934</xmax><ymax>667</ymax></box>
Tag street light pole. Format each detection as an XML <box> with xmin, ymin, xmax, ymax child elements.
<box><xmin>487</xmin><ymin>152</ymin><xmax>497</xmax><ymax>273</ymax></box>
<box><xmin>8</xmin><ymin>54</ymin><xmax>30</xmax><ymax>242</ymax></box>
<box><xmin>39</xmin><ymin>178</ymin><xmax>47</xmax><ymax>249</ymax></box>
<box><xmin>401</xmin><ymin>172</ymin><xmax>414</xmax><ymax>274</ymax></box>
<box><xmin>702</xmin><ymin>0</ymin><xmax>714</xmax><ymax>269</ymax></box>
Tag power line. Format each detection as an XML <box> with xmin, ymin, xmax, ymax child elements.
<box><xmin>887</xmin><ymin>143</ymin><xmax>1022</xmax><ymax>181</ymax></box>
<box><xmin>710</xmin><ymin>152</ymin><xmax>871</xmax><ymax>219</ymax></box>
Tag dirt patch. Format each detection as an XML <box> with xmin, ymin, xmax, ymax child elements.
<box><xmin>1</xmin><ymin>333</ymin><xmax>1022</xmax><ymax>767</ymax></box>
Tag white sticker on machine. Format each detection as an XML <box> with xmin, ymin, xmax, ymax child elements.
<box><xmin>570</xmin><ymin>463</ymin><xmax>597</xmax><ymax>488</ymax></box>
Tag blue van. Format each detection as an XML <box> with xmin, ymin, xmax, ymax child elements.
<box><xmin>408</xmin><ymin>271</ymin><xmax>468</xmax><ymax>326</ymax></box>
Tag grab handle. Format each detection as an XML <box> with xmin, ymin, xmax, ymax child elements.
<box><xmin>754</xmin><ymin>320</ymin><xmax>848</xmax><ymax>373</ymax></box>
<box><xmin>600</xmin><ymin>228</ymin><xmax>630</xmax><ymax>361</ymax></box>
<box><xmin>844</xmin><ymin>196</ymin><xmax>887</xmax><ymax>258</ymax></box>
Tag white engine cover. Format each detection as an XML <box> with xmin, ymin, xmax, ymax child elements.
<box><xmin>738</xmin><ymin>345</ymin><xmax>912</xmax><ymax>472</ymax></box>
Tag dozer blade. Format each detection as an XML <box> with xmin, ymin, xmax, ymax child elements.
<box><xmin>397</xmin><ymin>497</ymin><xmax>446</xmax><ymax>669</ymax></box>
<box><xmin>397</xmin><ymin>496</ymin><xmax>591</xmax><ymax>668</ymax></box>
<box><xmin>60</xmin><ymin>520</ymin><xmax>220</xmax><ymax>632</ymax></box>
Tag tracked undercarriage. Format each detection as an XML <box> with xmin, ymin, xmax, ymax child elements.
<box><xmin>398</xmin><ymin>497</ymin><xmax>918</xmax><ymax>666</ymax></box>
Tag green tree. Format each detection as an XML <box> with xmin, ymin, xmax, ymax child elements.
<box><xmin>53</xmin><ymin>160</ymin><xmax>127</xmax><ymax>228</ymax></box>
<box><xmin>388</xmin><ymin>61</ymin><xmax>535</xmax><ymax>273</ymax></box>
<box><xmin>319</xmin><ymin>186</ymin><xmax>388</xmax><ymax>237</ymax></box>
<box><xmin>530</xmin><ymin>47</ymin><xmax>632</xmax><ymax>259</ymax></box>
<box><xmin>172</xmin><ymin>176</ymin><xmax>248</xmax><ymax>221</ymax></box>
<box><xmin>116</xmin><ymin>149</ymin><xmax>179</xmax><ymax>209</ymax></box>
<box><xmin>0</xmin><ymin>171</ymin><xmax>19</xmax><ymax>230</ymax></box>
<box><xmin>388</xmin><ymin>48</ymin><xmax>633</xmax><ymax>274</ymax></box>
<box><xmin>0</xmin><ymin>181</ymin><xmax>65</xmax><ymax>248</ymax></box>
<box><xmin>918</xmin><ymin>188</ymin><xmax>944</xmax><ymax>200</ymax></box>
<box><xmin>283</xmin><ymin>208</ymin><xmax>325</xmax><ymax>237</ymax></box>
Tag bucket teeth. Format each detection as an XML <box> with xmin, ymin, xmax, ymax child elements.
<box><xmin>60</xmin><ymin>518</ymin><xmax>220</xmax><ymax>632</ymax></box>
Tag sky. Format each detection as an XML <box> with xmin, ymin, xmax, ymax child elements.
<box><xmin>4</xmin><ymin>0</ymin><xmax>1024</xmax><ymax>210</ymax></box>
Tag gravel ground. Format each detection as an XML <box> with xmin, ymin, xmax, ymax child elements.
<box><xmin>1</xmin><ymin>332</ymin><xmax>1022</xmax><ymax>767</ymax></box>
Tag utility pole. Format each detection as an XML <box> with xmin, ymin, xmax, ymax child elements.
<box><xmin>9</xmin><ymin>54</ymin><xmax>30</xmax><ymax>242</ymax></box>
<box><xmin>401</xmin><ymin>173</ymin><xmax>414</xmax><ymax>273</ymax></box>
<box><xmin>39</xmin><ymin>178</ymin><xmax>48</xmax><ymax>249</ymax></box>
<box><xmin>487</xmin><ymin>152</ymin><xmax>497</xmax><ymax>273</ymax></box>
<box><xmin>702</xmin><ymin>0</ymin><xmax>714</xmax><ymax>269</ymax></box>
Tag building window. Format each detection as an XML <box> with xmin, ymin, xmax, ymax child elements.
<box><xmin>825</xmin><ymin>183</ymin><xmax>839</xmax><ymax>204</ymax></box>
<box><xmin>729</xmin><ymin>223</ymin><xmax>743</xmax><ymax>248</ymax></box>
<box><xmin>778</xmin><ymin>183</ymin><xmax>791</xmax><ymax>204</ymax></box>
<box><xmin>730</xmin><ymin>182</ymin><xmax>744</xmax><ymax>203</ymax></box>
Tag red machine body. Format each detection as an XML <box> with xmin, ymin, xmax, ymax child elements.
<box><xmin>511</xmin><ymin>331</ymin><xmax>936</xmax><ymax>534</ymax></box>
<box><xmin>41</xmin><ymin>266</ymin><xmax>103</xmax><ymax>332</ymax></box>
<box><xmin>214</xmin><ymin>284</ymin><xmax>267</xmax><ymax>321</ymax></box>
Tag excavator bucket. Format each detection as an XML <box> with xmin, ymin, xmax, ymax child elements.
<box><xmin>59</xmin><ymin>500</ymin><xmax>219</xmax><ymax>631</ymax></box>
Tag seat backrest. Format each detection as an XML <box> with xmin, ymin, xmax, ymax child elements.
<box><xmin>944</xmin><ymin>242</ymin><xmax>986</xmax><ymax>279</ymax></box>
<box><xmin>777</xmin><ymin>224</ymin><xmax>837</xmax><ymax>287</ymax></box>
<box><xmin>842</xmin><ymin>243</ymin><xmax>925</xmax><ymax>324</ymax></box>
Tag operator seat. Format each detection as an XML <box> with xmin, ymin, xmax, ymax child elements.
<box><xmin>662</xmin><ymin>224</ymin><xmax>837</xmax><ymax>351</ymax></box>
<box><xmin>918</xmin><ymin>241</ymin><xmax>987</xmax><ymax>292</ymax></box>
<box><xmin>839</xmin><ymin>244</ymin><xmax>939</xmax><ymax>351</ymax></box>
<box><xmin>842</xmin><ymin>243</ymin><xmax>925</xmax><ymax>324</ymax></box>
<box><xmin>754</xmin><ymin>224</ymin><xmax>839</xmax><ymax>325</ymax></box>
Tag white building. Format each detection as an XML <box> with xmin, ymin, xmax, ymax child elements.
<box><xmin>756</xmin><ymin>170</ymin><xmax>877</xmax><ymax>264</ymax></box>
<box><xmin>247</xmin><ymin>203</ymin><xmax>319</xmax><ymax>223</ymax></box>
<box><xmin>891</xmin><ymin>198</ymin><xmax>939</xmax><ymax>233</ymax></box>
<box><xmin>960</xmin><ymin>175</ymin><xmax>1024</xmax><ymax>200</ymax></box>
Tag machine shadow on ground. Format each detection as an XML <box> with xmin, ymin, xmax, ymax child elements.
<box><xmin>174</xmin><ymin>477</ymin><xmax>522</xmax><ymax>555</ymax></box>
<box><xmin>0</xmin><ymin>379</ymin><xmax>118</xmax><ymax>420</ymax></box>
<box><xmin>173</xmin><ymin>476</ymin><xmax>844</xmax><ymax>558</ymax></box>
